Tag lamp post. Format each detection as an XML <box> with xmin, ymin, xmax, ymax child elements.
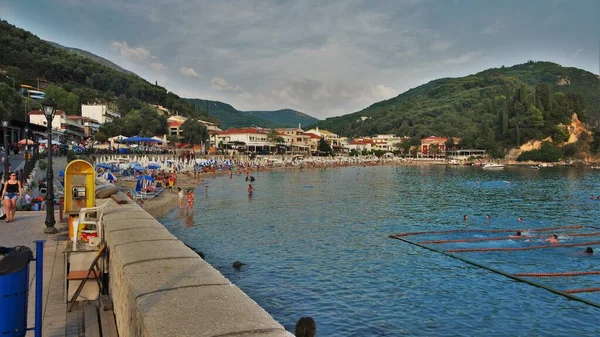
<box><xmin>2</xmin><ymin>120</ymin><xmax>9</xmax><ymax>181</ymax></box>
<box><xmin>24</xmin><ymin>126</ymin><xmax>29</xmax><ymax>172</ymax></box>
<box><xmin>41</xmin><ymin>98</ymin><xmax>57</xmax><ymax>234</ymax></box>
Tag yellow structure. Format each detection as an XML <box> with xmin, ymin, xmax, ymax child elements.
<box><xmin>64</xmin><ymin>159</ymin><xmax>95</xmax><ymax>215</ymax></box>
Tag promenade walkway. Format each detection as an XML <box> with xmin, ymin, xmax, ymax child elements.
<box><xmin>0</xmin><ymin>212</ymin><xmax>83</xmax><ymax>337</ymax></box>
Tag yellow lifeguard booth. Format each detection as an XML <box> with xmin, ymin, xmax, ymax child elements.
<box><xmin>64</xmin><ymin>160</ymin><xmax>95</xmax><ymax>237</ymax></box>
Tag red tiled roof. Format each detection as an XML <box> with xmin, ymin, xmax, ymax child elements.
<box><xmin>168</xmin><ymin>120</ymin><xmax>183</xmax><ymax>127</ymax></box>
<box><xmin>348</xmin><ymin>139</ymin><xmax>374</xmax><ymax>145</ymax></box>
<box><xmin>422</xmin><ymin>136</ymin><xmax>448</xmax><ymax>143</ymax></box>
<box><xmin>28</xmin><ymin>110</ymin><xmax>66</xmax><ymax>116</ymax></box>
<box><xmin>306</xmin><ymin>133</ymin><xmax>322</xmax><ymax>139</ymax></box>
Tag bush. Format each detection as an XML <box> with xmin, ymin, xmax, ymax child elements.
<box><xmin>517</xmin><ymin>141</ymin><xmax>562</xmax><ymax>162</ymax></box>
<box><xmin>562</xmin><ymin>143</ymin><xmax>579</xmax><ymax>158</ymax></box>
<box><xmin>38</xmin><ymin>160</ymin><xmax>47</xmax><ymax>171</ymax></box>
<box><xmin>66</xmin><ymin>150</ymin><xmax>77</xmax><ymax>163</ymax></box>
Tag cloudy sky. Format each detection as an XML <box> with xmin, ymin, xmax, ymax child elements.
<box><xmin>2</xmin><ymin>0</ymin><xmax>598</xmax><ymax>119</ymax></box>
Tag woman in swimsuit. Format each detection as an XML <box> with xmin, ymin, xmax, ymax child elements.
<box><xmin>1</xmin><ymin>172</ymin><xmax>22</xmax><ymax>222</ymax></box>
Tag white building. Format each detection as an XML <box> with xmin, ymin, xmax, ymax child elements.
<box><xmin>28</xmin><ymin>110</ymin><xmax>85</xmax><ymax>140</ymax></box>
<box><xmin>346</xmin><ymin>138</ymin><xmax>374</xmax><ymax>152</ymax></box>
<box><xmin>81</xmin><ymin>104</ymin><xmax>120</xmax><ymax>124</ymax></box>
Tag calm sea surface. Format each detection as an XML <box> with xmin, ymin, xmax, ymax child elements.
<box><xmin>161</xmin><ymin>165</ymin><xmax>600</xmax><ymax>336</ymax></box>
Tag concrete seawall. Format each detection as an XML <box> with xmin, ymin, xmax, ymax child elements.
<box><xmin>102</xmin><ymin>198</ymin><xmax>294</xmax><ymax>337</ymax></box>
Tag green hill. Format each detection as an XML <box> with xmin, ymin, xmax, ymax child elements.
<box><xmin>247</xmin><ymin>109</ymin><xmax>319</xmax><ymax>128</ymax></box>
<box><xmin>185</xmin><ymin>98</ymin><xmax>319</xmax><ymax>129</ymax></box>
<box><xmin>314</xmin><ymin>61</ymin><xmax>599</xmax><ymax>153</ymax></box>
<box><xmin>0</xmin><ymin>19</ymin><xmax>206</xmax><ymax>123</ymax></box>
<box><xmin>46</xmin><ymin>41</ymin><xmax>134</xmax><ymax>75</ymax></box>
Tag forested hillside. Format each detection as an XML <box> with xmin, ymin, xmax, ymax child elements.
<box><xmin>247</xmin><ymin>109</ymin><xmax>319</xmax><ymax>128</ymax></box>
<box><xmin>0</xmin><ymin>19</ymin><xmax>214</xmax><ymax>133</ymax></box>
<box><xmin>315</xmin><ymin>61</ymin><xmax>599</xmax><ymax>155</ymax></box>
<box><xmin>185</xmin><ymin>99</ymin><xmax>319</xmax><ymax>129</ymax></box>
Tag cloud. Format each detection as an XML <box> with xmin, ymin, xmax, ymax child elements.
<box><xmin>180</xmin><ymin>67</ymin><xmax>199</xmax><ymax>77</ymax></box>
<box><xmin>572</xmin><ymin>48</ymin><xmax>583</xmax><ymax>58</ymax></box>
<box><xmin>151</xmin><ymin>62</ymin><xmax>166</xmax><ymax>72</ymax></box>
<box><xmin>445</xmin><ymin>51</ymin><xmax>484</xmax><ymax>65</ymax></box>
<box><xmin>481</xmin><ymin>19</ymin><xmax>504</xmax><ymax>34</ymax></box>
<box><xmin>429</xmin><ymin>40</ymin><xmax>453</xmax><ymax>52</ymax></box>
<box><xmin>211</xmin><ymin>77</ymin><xmax>247</xmax><ymax>94</ymax></box>
<box><xmin>110</xmin><ymin>41</ymin><xmax>150</xmax><ymax>60</ymax></box>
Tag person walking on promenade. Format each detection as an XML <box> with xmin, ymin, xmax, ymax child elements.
<box><xmin>1</xmin><ymin>172</ymin><xmax>22</xmax><ymax>223</ymax></box>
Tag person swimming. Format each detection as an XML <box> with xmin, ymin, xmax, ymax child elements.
<box><xmin>518</xmin><ymin>216</ymin><xmax>523</xmax><ymax>222</ymax></box>
<box><xmin>546</xmin><ymin>234</ymin><xmax>558</xmax><ymax>244</ymax></box>
<box><xmin>591</xmin><ymin>194</ymin><xmax>595</xmax><ymax>200</ymax></box>
<box><xmin>463</xmin><ymin>214</ymin><xmax>468</xmax><ymax>222</ymax></box>
<box><xmin>584</xmin><ymin>247</ymin><xmax>594</xmax><ymax>254</ymax></box>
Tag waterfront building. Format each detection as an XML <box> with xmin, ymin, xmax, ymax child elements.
<box><xmin>66</xmin><ymin>115</ymin><xmax>100</xmax><ymax>136</ymax></box>
<box><xmin>167</xmin><ymin>115</ymin><xmax>222</xmax><ymax>140</ymax></box>
<box><xmin>29</xmin><ymin>110</ymin><xmax>85</xmax><ymax>141</ymax></box>
<box><xmin>346</xmin><ymin>138</ymin><xmax>374</xmax><ymax>152</ymax></box>
<box><xmin>81</xmin><ymin>104</ymin><xmax>120</xmax><ymax>124</ymax></box>
<box><xmin>276</xmin><ymin>125</ymin><xmax>311</xmax><ymax>153</ymax></box>
<box><xmin>418</xmin><ymin>136</ymin><xmax>449</xmax><ymax>158</ymax></box>
<box><xmin>217</xmin><ymin>127</ymin><xmax>274</xmax><ymax>153</ymax></box>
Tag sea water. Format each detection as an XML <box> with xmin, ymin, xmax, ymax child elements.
<box><xmin>161</xmin><ymin>165</ymin><xmax>600</xmax><ymax>336</ymax></box>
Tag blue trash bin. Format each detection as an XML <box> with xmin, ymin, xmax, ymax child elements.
<box><xmin>0</xmin><ymin>246</ymin><xmax>33</xmax><ymax>337</ymax></box>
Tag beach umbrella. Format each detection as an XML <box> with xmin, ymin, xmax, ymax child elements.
<box><xmin>147</xmin><ymin>163</ymin><xmax>161</xmax><ymax>170</ymax></box>
<box><xmin>18</xmin><ymin>139</ymin><xmax>34</xmax><ymax>145</ymax></box>
<box><xmin>96</xmin><ymin>163</ymin><xmax>113</xmax><ymax>170</ymax></box>
<box><xmin>136</xmin><ymin>175</ymin><xmax>154</xmax><ymax>182</ymax></box>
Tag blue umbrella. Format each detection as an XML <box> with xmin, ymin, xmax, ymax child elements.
<box><xmin>147</xmin><ymin>163</ymin><xmax>161</xmax><ymax>170</ymax></box>
<box><xmin>136</xmin><ymin>175</ymin><xmax>154</xmax><ymax>182</ymax></box>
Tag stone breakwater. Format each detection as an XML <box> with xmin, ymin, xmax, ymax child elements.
<box><xmin>102</xmin><ymin>197</ymin><xmax>293</xmax><ymax>337</ymax></box>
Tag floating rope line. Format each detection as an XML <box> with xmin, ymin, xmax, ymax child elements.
<box><xmin>565</xmin><ymin>287</ymin><xmax>600</xmax><ymax>294</ymax></box>
<box><xmin>388</xmin><ymin>235</ymin><xmax>600</xmax><ymax>309</ymax></box>
<box><xmin>419</xmin><ymin>232</ymin><xmax>600</xmax><ymax>245</ymax></box>
<box><xmin>393</xmin><ymin>225</ymin><xmax>583</xmax><ymax>237</ymax></box>
<box><xmin>515</xmin><ymin>271</ymin><xmax>600</xmax><ymax>277</ymax></box>
<box><xmin>445</xmin><ymin>241</ymin><xmax>600</xmax><ymax>253</ymax></box>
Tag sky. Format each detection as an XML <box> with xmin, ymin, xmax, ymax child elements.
<box><xmin>1</xmin><ymin>0</ymin><xmax>598</xmax><ymax>119</ymax></box>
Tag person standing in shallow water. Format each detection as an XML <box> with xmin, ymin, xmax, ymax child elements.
<box><xmin>248</xmin><ymin>184</ymin><xmax>255</xmax><ymax>196</ymax></box>
<box><xmin>295</xmin><ymin>317</ymin><xmax>316</xmax><ymax>337</ymax></box>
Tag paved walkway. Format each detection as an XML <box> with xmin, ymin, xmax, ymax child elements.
<box><xmin>0</xmin><ymin>213</ymin><xmax>83</xmax><ymax>336</ymax></box>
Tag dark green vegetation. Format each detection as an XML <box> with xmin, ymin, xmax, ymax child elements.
<box><xmin>0</xmin><ymin>19</ymin><xmax>214</xmax><ymax>136</ymax></box>
<box><xmin>47</xmin><ymin>41</ymin><xmax>134</xmax><ymax>75</ymax></box>
<box><xmin>247</xmin><ymin>109</ymin><xmax>318</xmax><ymax>128</ymax></box>
<box><xmin>517</xmin><ymin>142</ymin><xmax>562</xmax><ymax>162</ymax></box>
<box><xmin>314</xmin><ymin>61</ymin><xmax>599</xmax><ymax>157</ymax></box>
<box><xmin>185</xmin><ymin>99</ymin><xmax>318</xmax><ymax>129</ymax></box>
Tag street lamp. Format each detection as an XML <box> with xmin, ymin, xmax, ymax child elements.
<box><xmin>2</xmin><ymin>120</ymin><xmax>8</xmax><ymax>181</ymax></box>
<box><xmin>24</xmin><ymin>127</ymin><xmax>29</xmax><ymax>169</ymax></box>
<box><xmin>41</xmin><ymin>98</ymin><xmax>57</xmax><ymax>234</ymax></box>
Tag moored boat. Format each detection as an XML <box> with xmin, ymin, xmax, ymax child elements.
<box><xmin>482</xmin><ymin>163</ymin><xmax>505</xmax><ymax>170</ymax></box>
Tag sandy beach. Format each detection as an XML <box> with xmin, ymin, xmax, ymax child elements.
<box><xmin>116</xmin><ymin>171</ymin><xmax>203</xmax><ymax>219</ymax></box>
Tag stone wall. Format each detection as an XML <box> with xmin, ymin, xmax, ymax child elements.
<box><xmin>102</xmin><ymin>198</ymin><xmax>294</xmax><ymax>337</ymax></box>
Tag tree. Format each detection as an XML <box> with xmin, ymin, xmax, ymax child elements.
<box><xmin>267</xmin><ymin>129</ymin><xmax>279</xmax><ymax>142</ymax></box>
<box><xmin>45</xmin><ymin>84</ymin><xmax>79</xmax><ymax>114</ymax></box>
<box><xmin>94</xmin><ymin>132</ymin><xmax>108</xmax><ymax>143</ymax></box>
<box><xmin>0</xmin><ymin>83</ymin><xmax>23</xmax><ymax>121</ymax></box>
<box><xmin>317</xmin><ymin>137</ymin><xmax>333</xmax><ymax>154</ymax></box>
<box><xmin>181</xmin><ymin>119</ymin><xmax>208</xmax><ymax>144</ymax></box>
<box><xmin>502</xmin><ymin>101</ymin><xmax>509</xmax><ymax>139</ymax></box>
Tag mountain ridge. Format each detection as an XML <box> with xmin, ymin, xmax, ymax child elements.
<box><xmin>184</xmin><ymin>98</ymin><xmax>319</xmax><ymax>129</ymax></box>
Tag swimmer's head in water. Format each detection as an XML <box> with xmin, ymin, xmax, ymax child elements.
<box><xmin>586</xmin><ymin>247</ymin><xmax>594</xmax><ymax>254</ymax></box>
<box><xmin>516</xmin><ymin>231</ymin><xmax>521</xmax><ymax>236</ymax></box>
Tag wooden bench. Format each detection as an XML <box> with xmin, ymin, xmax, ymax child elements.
<box><xmin>84</xmin><ymin>301</ymin><xmax>119</xmax><ymax>337</ymax></box>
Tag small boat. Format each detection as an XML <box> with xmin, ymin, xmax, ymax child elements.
<box><xmin>482</xmin><ymin>163</ymin><xmax>504</xmax><ymax>170</ymax></box>
<box><xmin>538</xmin><ymin>163</ymin><xmax>554</xmax><ymax>168</ymax></box>
<box><xmin>591</xmin><ymin>166</ymin><xmax>600</xmax><ymax>170</ymax></box>
<box><xmin>528</xmin><ymin>165</ymin><xmax>540</xmax><ymax>170</ymax></box>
